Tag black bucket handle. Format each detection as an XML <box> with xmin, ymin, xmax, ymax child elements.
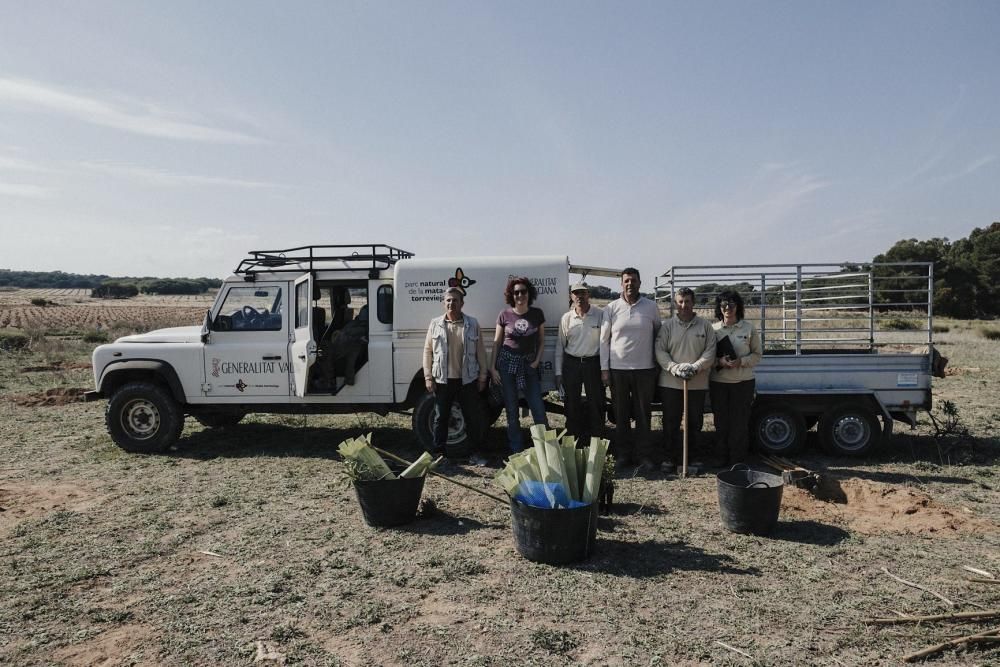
<box><xmin>746</xmin><ymin>481</ymin><xmax>771</xmax><ymax>489</ymax></box>
<box><xmin>729</xmin><ymin>463</ymin><xmax>751</xmax><ymax>472</ymax></box>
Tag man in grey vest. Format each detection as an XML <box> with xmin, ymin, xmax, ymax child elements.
<box><xmin>423</xmin><ymin>287</ymin><xmax>488</xmax><ymax>461</ymax></box>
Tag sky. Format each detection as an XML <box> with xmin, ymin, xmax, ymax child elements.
<box><xmin>0</xmin><ymin>1</ymin><xmax>997</xmax><ymax>284</ymax></box>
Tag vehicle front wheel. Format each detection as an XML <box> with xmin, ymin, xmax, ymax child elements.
<box><xmin>412</xmin><ymin>392</ymin><xmax>473</xmax><ymax>458</ymax></box>
<box><xmin>106</xmin><ymin>382</ymin><xmax>183</xmax><ymax>453</ymax></box>
<box><xmin>751</xmin><ymin>402</ymin><xmax>807</xmax><ymax>455</ymax></box>
<box><xmin>819</xmin><ymin>402</ymin><xmax>882</xmax><ymax>456</ymax></box>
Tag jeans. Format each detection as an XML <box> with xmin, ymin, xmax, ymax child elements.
<box><xmin>433</xmin><ymin>379</ymin><xmax>484</xmax><ymax>453</ymax></box>
<box><xmin>500</xmin><ymin>364</ymin><xmax>548</xmax><ymax>452</ymax></box>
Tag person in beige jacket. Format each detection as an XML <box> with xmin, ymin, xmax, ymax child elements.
<box><xmin>710</xmin><ymin>290</ymin><xmax>762</xmax><ymax>466</ymax></box>
<box><xmin>654</xmin><ymin>288</ymin><xmax>716</xmax><ymax>473</ymax></box>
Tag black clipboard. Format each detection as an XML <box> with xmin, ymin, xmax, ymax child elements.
<box><xmin>716</xmin><ymin>334</ymin><xmax>737</xmax><ymax>361</ymax></box>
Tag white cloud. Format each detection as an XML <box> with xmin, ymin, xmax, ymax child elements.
<box><xmin>0</xmin><ymin>154</ymin><xmax>53</xmax><ymax>172</ymax></box>
<box><xmin>77</xmin><ymin>161</ymin><xmax>284</xmax><ymax>190</ymax></box>
<box><xmin>676</xmin><ymin>163</ymin><xmax>831</xmax><ymax>233</ymax></box>
<box><xmin>0</xmin><ymin>77</ymin><xmax>263</xmax><ymax>144</ymax></box>
<box><xmin>0</xmin><ymin>182</ymin><xmax>53</xmax><ymax>199</ymax></box>
<box><xmin>939</xmin><ymin>155</ymin><xmax>996</xmax><ymax>183</ymax></box>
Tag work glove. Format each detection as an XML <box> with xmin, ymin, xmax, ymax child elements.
<box><xmin>680</xmin><ymin>363</ymin><xmax>697</xmax><ymax>379</ymax></box>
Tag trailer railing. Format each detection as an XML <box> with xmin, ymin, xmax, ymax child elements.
<box><xmin>655</xmin><ymin>262</ymin><xmax>934</xmax><ymax>354</ymax></box>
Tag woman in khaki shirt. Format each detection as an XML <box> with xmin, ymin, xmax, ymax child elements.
<box><xmin>710</xmin><ymin>290</ymin><xmax>762</xmax><ymax>465</ymax></box>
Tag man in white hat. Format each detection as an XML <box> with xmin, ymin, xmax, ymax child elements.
<box><xmin>555</xmin><ymin>282</ymin><xmax>606</xmax><ymax>445</ymax></box>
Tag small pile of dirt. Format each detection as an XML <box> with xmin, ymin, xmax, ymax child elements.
<box><xmin>8</xmin><ymin>387</ymin><xmax>89</xmax><ymax>407</ymax></box>
<box><xmin>781</xmin><ymin>477</ymin><xmax>993</xmax><ymax>537</ymax></box>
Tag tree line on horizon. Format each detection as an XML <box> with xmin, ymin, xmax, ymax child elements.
<box><xmin>0</xmin><ymin>270</ymin><xmax>221</xmax><ymax>297</ymax></box>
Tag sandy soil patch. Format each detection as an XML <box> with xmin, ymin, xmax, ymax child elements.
<box><xmin>0</xmin><ymin>481</ymin><xmax>104</xmax><ymax>536</ymax></box>
<box><xmin>49</xmin><ymin>624</ymin><xmax>157</xmax><ymax>666</ymax></box>
<box><xmin>6</xmin><ymin>387</ymin><xmax>89</xmax><ymax>407</ymax></box>
<box><xmin>779</xmin><ymin>476</ymin><xmax>994</xmax><ymax>536</ymax></box>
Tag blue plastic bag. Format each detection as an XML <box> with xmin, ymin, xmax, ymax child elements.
<box><xmin>514</xmin><ymin>480</ymin><xmax>589</xmax><ymax>509</ymax></box>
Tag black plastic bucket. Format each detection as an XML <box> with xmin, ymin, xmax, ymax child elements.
<box><xmin>510</xmin><ymin>499</ymin><xmax>598</xmax><ymax>564</ymax></box>
<box><xmin>716</xmin><ymin>465</ymin><xmax>784</xmax><ymax>536</ymax></box>
<box><xmin>353</xmin><ymin>475</ymin><xmax>425</xmax><ymax>527</ymax></box>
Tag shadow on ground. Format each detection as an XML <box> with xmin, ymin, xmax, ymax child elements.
<box><xmin>823</xmin><ymin>467</ymin><xmax>979</xmax><ymax>487</ymax></box>
<box><xmin>770</xmin><ymin>519</ymin><xmax>851</xmax><ymax>545</ymax></box>
<box><xmin>580</xmin><ymin>539</ymin><xmax>760</xmax><ymax>578</ymax></box>
<box><xmin>173</xmin><ymin>424</ymin><xmax>426</xmax><ymax>461</ymax></box>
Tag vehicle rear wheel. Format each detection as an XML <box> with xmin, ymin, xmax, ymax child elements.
<box><xmin>106</xmin><ymin>381</ymin><xmax>183</xmax><ymax>453</ymax></box>
<box><xmin>412</xmin><ymin>392</ymin><xmax>473</xmax><ymax>458</ymax></box>
<box><xmin>751</xmin><ymin>402</ymin><xmax>807</xmax><ymax>455</ymax></box>
<box><xmin>819</xmin><ymin>402</ymin><xmax>882</xmax><ymax>456</ymax></box>
<box><xmin>193</xmin><ymin>411</ymin><xmax>245</xmax><ymax>429</ymax></box>
<box><xmin>485</xmin><ymin>378</ymin><xmax>504</xmax><ymax>425</ymax></box>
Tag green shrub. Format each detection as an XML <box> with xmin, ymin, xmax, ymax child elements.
<box><xmin>879</xmin><ymin>317</ymin><xmax>920</xmax><ymax>331</ymax></box>
<box><xmin>0</xmin><ymin>329</ymin><xmax>30</xmax><ymax>351</ymax></box>
<box><xmin>82</xmin><ymin>330</ymin><xmax>110</xmax><ymax>344</ymax></box>
<box><xmin>979</xmin><ymin>326</ymin><xmax>1000</xmax><ymax>341</ymax></box>
<box><xmin>30</xmin><ymin>297</ymin><xmax>51</xmax><ymax>307</ymax></box>
<box><xmin>91</xmin><ymin>282</ymin><xmax>138</xmax><ymax>299</ymax></box>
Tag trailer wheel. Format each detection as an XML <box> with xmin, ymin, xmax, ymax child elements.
<box><xmin>412</xmin><ymin>392</ymin><xmax>473</xmax><ymax>458</ymax></box>
<box><xmin>751</xmin><ymin>403</ymin><xmax>806</xmax><ymax>455</ymax></box>
<box><xmin>819</xmin><ymin>403</ymin><xmax>881</xmax><ymax>456</ymax></box>
<box><xmin>106</xmin><ymin>381</ymin><xmax>183</xmax><ymax>454</ymax></box>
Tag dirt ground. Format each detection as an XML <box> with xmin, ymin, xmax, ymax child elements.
<box><xmin>1</xmin><ymin>310</ymin><xmax>998</xmax><ymax>666</ymax></box>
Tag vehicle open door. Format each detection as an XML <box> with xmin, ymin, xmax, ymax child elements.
<box><xmin>290</xmin><ymin>274</ymin><xmax>316</xmax><ymax>397</ymax></box>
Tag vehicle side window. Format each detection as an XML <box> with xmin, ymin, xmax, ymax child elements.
<box><xmin>377</xmin><ymin>285</ymin><xmax>393</xmax><ymax>324</ymax></box>
<box><xmin>295</xmin><ymin>281</ymin><xmax>310</xmax><ymax>328</ymax></box>
<box><xmin>213</xmin><ymin>287</ymin><xmax>283</xmax><ymax>331</ymax></box>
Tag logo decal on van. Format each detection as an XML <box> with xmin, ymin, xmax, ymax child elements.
<box><xmin>448</xmin><ymin>268</ymin><xmax>476</xmax><ymax>295</ymax></box>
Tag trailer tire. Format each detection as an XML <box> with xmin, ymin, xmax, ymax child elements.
<box><xmin>819</xmin><ymin>402</ymin><xmax>881</xmax><ymax>456</ymax></box>
<box><xmin>106</xmin><ymin>381</ymin><xmax>183</xmax><ymax>454</ymax></box>
<box><xmin>412</xmin><ymin>392</ymin><xmax>473</xmax><ymax>458</ymax></box>
<box><xmin>751</xmin><ymin>403</ymin><xmax>807</xmax><ymax>455</ymax></box>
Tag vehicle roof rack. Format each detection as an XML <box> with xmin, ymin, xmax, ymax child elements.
<box><xmin>234</xmin><ymin>244</ymin><xmax>415</xmax><ymax>279</ymax></box>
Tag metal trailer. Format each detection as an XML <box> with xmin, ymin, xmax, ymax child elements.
<box><xmin>655</xmin><ymin>262</ymin><xmax>939</xmax><ymax>456</ymax></box>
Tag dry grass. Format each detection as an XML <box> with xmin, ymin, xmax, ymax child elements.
<box><xmin>0</xmin><ymin>311</ymin><xmax>998</xmax><ymax>665</ymax></box>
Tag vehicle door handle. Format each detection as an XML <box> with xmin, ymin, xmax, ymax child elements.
<box><xmin>262</xmin><ymin>355</ymin><xmax>282</xmax><ymax>360</ymax></box>
<box><xmin>298</xmin><ymin>355</ymin><xmax>307</xmax><ymax>360</ymax></box>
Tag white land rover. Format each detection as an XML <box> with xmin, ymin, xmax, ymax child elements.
<box><xmin>88</xmin><ymin>245</ymin><xmax>608</xmax><ymax>455</ymax></box>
